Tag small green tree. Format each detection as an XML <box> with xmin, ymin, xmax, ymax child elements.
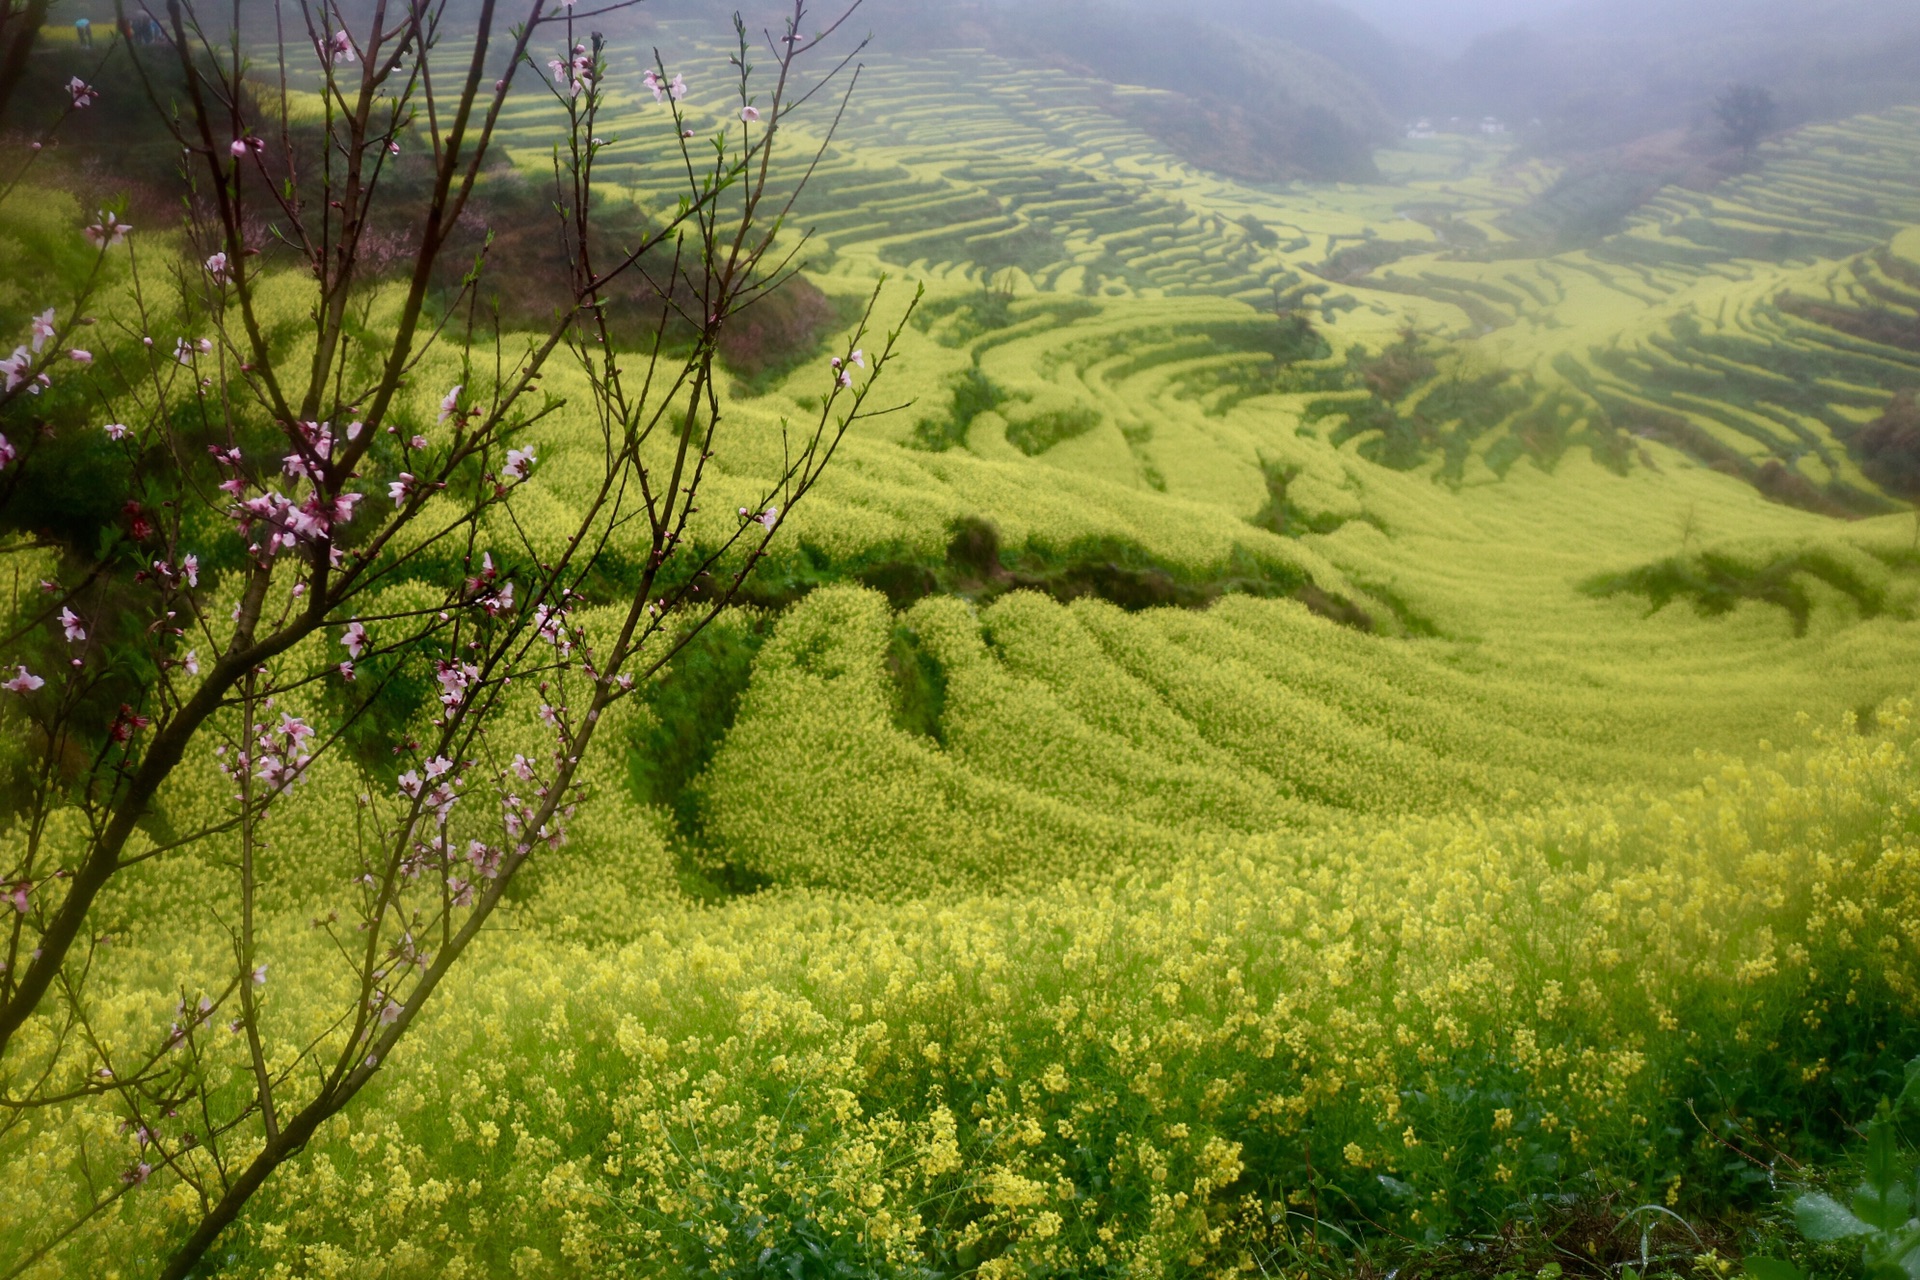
<box><xmin>1715</xmin><ymin>83</ymin><xmax>1778</xmax><ymax>156</ymax></box>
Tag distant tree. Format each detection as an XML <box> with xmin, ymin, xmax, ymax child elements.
<box><xmin>1714</xmin><ymin>83</ymin><xmax>1778</xmax><ymax>155</ymax></box>
<box><xmin>0</xmin><ymin>0</ymin><xmax>54</xmax><ymax>126</ymax></box>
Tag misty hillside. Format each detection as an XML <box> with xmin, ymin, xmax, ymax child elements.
<box><xmin>813</xmin><ymin>0</ymin><xmax>1920</xmax><ymax>181</ymax></box>
<box><xmin>1434</xmin><ymin>0</ymin><xmax>1920</xmax><ymax>151</ymax></box>
<box><xmin>785</xmin><ymin>0</ymin><xmax>1396</xmax><ymax>181</ymax></box>
<box><xmin>985</xmin><ymin>1</ymin><xmax>1396</xmax><ymax>182</ymax></box>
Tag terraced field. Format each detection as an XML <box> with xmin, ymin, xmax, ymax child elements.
<box><xmin>459</xmin><ymin>26</ymin><xmax>1920</xmax><ymax>896</ymax></box>
<box><xmin>488</xmin><ymin>28</ymin><xmax>1920</xmax><ymax>509</ymax></box>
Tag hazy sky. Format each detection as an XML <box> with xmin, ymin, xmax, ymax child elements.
<box><xmin>1336</xmin><ymin>0</ymin><xmax>1576</xmax><ymax>51</ymax></box>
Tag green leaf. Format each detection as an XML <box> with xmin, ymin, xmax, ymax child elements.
<box><xmin>1896</xmin><ymin>1235</ymin><xmax>1920</xmax><ymax>1280</ymax></box>
<box><xmin>1898</xmin><ymin>1056</ymin><xmax>1920</xmax><ymax>1113</ymax></box>
<box><xmin>1798</xmin><ymin>1192</ymin><xmax>1877</xmax><ymax>1242</ymax></box>
<box><xmin>1868</xmin><ymin>1113</ymin><xmax>1909</xmax><ymax>1199</ymax></box>
<box><xmin>1857</xmin><ymin>1179</ymin><xmax>1915</xmax><ymax>1233</ymax></box>
<box><xmin>1745</xmin><ymin>1259</ymin><xmax>1802</xmax><ymax>1280</ymax></box>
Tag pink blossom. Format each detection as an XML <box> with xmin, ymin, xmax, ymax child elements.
<box><xmin>104</xmin><ymin>422</ymin><xmax>128</xmax><ymax>440</ymax></box>
<box><xmin>182</xmin><ymin>554</ymin><xmax>199</xmax><ymax>586</ymax></box>
<box><xmin>279</xmin><ymin>714</ymin><xmax>316</xmax><ymax>747</ymax></box>
<box><xmin>183</xmin><ymin>650</ymin><xmax>200</xmax><ymax>676</ymax></box>
<box><xmin>424</xmin><ymin>755</ymin><xmax>454</xmax><ymax>780</ymax></box>
<box><xmin>670</xmin><ymin>73</ymin><xmax>687</xmax><ymax>100</ymax></box>
<box><xmin>67</xmin><ymin>77</ymin><xmax>97</xmax><ymax>109</ymax></box>
<box><xmin>342</xmin><ymin>620</ymin><xmax>368</xmax><ymax>658</ymax></box>
<box><xmin>387</xmin><ymin>141</ymin><xmax>399</xmax><ymax>156</ymax></box>
<box><xmin>0</xmin><ymin>433</ymin><xmax>13</xmax><ymax>471</ymax></box>
<box><xmin>438</xmin><ymin>384</ymin><xmax>462</xmax><ymax>423</ymax></box>
<box><xmin>2</xmin><ymin>666</ymin><xmax>43</xmax><ymax>694</ymax></box>
<box><xmin>389</xmin><ymin>473</ymin><xmax>415</xmax><ymax>507</ymax></box>
<box><xmin>68</xmin><ymin>348</ymin><xmax>91</xmax><ymax>365</ymax></box>
<box><xmin>252</xmin><ymin>963</ymin><xmax>269</xmax><ymax>985</ymax></box>
<box><xmin>84</xmin><ymin>212</ymin><xmax>131</xmax><ymax>249</ymax></box>
<box><xmin>643</xmin><ymin>68</ymin><xmax>664</xmax><ymax>100</ymax></box>
<box><xmin>741</xmin><ymin>105</ymin><xmax>761</xmax><ymax>123</ymax></box>
<box><xmin>30</xmin><ymin>308</ymin><xmax>55</xmax><ymax>353</ymax></box>
<box><xmin>757</xmin><ymin>505</ymin><xmax>780</xmax><ymax>532</ymax></box>
<box><xmin>230</xmin><ymin>139</ymin><xmax>249</xmax><ymax>158</ymax></box>
<box><xmin>851</xmin><ymin>349</ymin><xmax>866</xmax><ymax>368</ymax></box>
<box><xmin>6</xmin><ymin>882</ymin><xmax>28</xmax><ymax>913</ymax></box>
<box><xmin>435</xmin><ymin>662</ymin><xmax>478</xmax><ymax>709</ymax></box>
<box><xmin>0</xmin><ymin>347</ymin><xmax>27</xmax><ymax>392</ymax></box>
<box><xmin>326</xmin><ymin>30</ymin><xmax>356</xmax><ymax>65</ymax></box>
<box><xmin>60</xmin><ymin>607</ymin><xmax>85</xmax><ymax>643</ymax></box>
<box><xmin>469</xmin><ymin>841</ymin><xmax>502</xmax><ymax>879</ymax></box>
<box><xmin>503</xmin><ymin>447</ymin><xmax>536</xmax><ymax>482</ymax></box>
<box><xmin>205</xmin><ymin>252</ymin><xmax>228</xmax><ymax>280</ymax></box>
<box><xmin>510</xmin><ymin>754</ymin><xmax>535</xmax><ymax>782</ymax></box>
<box><xmin>109</xmin><ymin>705</ymin><xmax>150</xmax><ymax>744</ymax></box>
<box><xmin>397</xmin><ymin>771</ymin><xmax>422</xmax><ymax>799</ymax></box>
<box><xmin>533</xmin><ymin>603</ymin><xmax>573</xmax><ymax>655</ymax></box>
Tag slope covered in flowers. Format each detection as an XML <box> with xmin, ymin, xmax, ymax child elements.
<box><xmin>5</xmin><ymin>18</ymin><xmax>1920</xmax><ymax>1278</ymax></box>
<box><xmin>9</xmin><ymin>707</ymin><xmax>1919</xmax><ymax>1278</ymax></box>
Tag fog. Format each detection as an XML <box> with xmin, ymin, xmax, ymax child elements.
<box><xmin>75</xmin><ymin>0</ymin><xmax>1920</xmax><ymax>223</ymax></box>
<box><xmin>1326</xmin><ymin>0</ymin><xmax>1575</xmax><ymax>54</ymax></box>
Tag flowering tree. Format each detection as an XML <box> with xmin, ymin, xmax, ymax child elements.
<box><xmin>0</xmin><ymin>0</ymin><xmax>910</xmax><ymax>1273</ymax></box>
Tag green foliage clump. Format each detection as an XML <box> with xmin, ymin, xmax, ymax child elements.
<box><xmin>626</xmin><ymin>613</ymin><xmax>772</xmax><ymax>845</ymax></box>
<box><xmin>1586</xmin><ymin>539</ymin><xmax>1916</xmax><ymax>636</ymax></box>
<box><xmin>910</xmin><ymin>366</ymin><xmax>1007</xmax><ymax>452</ymax></box>
<box><xmin>1002</xmin><ymin>389</ymin><xmax>1102</xmax><ymax>457</ymax></box>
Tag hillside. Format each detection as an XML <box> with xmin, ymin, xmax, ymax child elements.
<box><xmin>4</xmin><ymin>13</ymin><xmax>1920</xmax><ymax>1277</ymax></box>
<box><xmin>356</xmin><ymin>13</ymin><xmax>1920</xmax><ymax>869</ymax></box>
<box><xmin>467</xmin><ymin>11</ymin><xmax>1920</xmax><ymax>950</ymax></box>
<box><xmin>1432</xmin><ymin>0</ymin><xmax>1920</xmax><ymax>152</ymax></box>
